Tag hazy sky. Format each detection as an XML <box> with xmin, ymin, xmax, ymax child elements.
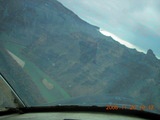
<box><xmin>57</xmin><ymin>0</ymin><xmax>160</xmax><ymax>57</ymax></box>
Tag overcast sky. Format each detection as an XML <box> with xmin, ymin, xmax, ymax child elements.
<box><xmin>57</xmin><ymin>0</ymin><xmax>160</xmax><ymax>57</ymax></box>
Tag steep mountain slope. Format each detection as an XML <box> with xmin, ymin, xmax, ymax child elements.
<box><xmin>0</xmin><ymin>0</ymin><xmax>160</xmax><ymax>112</ymax></box>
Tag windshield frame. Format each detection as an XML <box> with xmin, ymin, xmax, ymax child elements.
<box><xmin>0</xmin><ymin>73</ymin><xmax>26</xmax><ymax>109</ymax></box>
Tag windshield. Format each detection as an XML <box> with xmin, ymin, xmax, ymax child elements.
<box><xmin>0</xmin><ymin>0</ymin><xmax>160</xmax><ymax>114</ymax></box>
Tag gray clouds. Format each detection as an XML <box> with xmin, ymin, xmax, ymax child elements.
<box><xmin>58</xmin><ymin>0</ymin><xmax>160</xmax><ymax>57</ymax></box>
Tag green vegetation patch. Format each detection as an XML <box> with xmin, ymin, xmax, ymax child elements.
<box><xmin>4</xmin><ymin>41</ymin><xmax>70</xmax><ymax>104</ymax></box>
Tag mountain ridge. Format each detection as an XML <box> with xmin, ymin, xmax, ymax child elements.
<box><xmin>0</xmin><ymin>0</ymin><xmax>160</xmax><ymax>112</ymax></box>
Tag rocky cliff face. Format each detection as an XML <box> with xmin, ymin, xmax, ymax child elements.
<box><xmin>0</xmin><ymin>0</ymin><xmax>160</xmax><ymax>112</ymax></box>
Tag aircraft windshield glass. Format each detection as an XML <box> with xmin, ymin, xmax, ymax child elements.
<box><xmin>0</xmin><ymin>0</ymin><xmax>160</xmax><ymax>114</ymax></box>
